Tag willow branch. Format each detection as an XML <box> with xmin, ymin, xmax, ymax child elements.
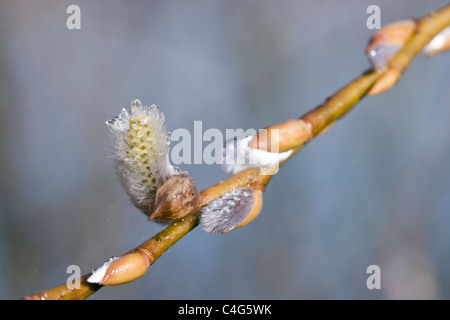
<box><xmin>23</xmin><ymin>4</ymin><xmax>450</xmax><ymax>300</ymax></box>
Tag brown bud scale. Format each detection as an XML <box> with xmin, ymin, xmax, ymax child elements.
<box><xmin>148</xmin><ymin>171</ymin><xmax>199</xmax><ymax>222</ymax></box>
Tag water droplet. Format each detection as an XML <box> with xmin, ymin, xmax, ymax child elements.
<box><xmin>165</xmin><ymin>131</ymin><xmax>172</xmax><ymax>145</ymax></box>
<box><xmin>131</xmin><ymin>107</ymin><xmax>140</xmax><ymax>115</ymax></box>
<box><xmin>159</xmin><ymin>112</ymin><xmax>165</xmax><ymax>123</ymax></box>
<box><xmin>133</xmin><ymin>99</ymin><xmax>143</xmax><ymax>108</ymax></box>
<box><xmin>149</xmin><ymin>105</ymin><xmax>157</xmax><ymax>113</ymax></box>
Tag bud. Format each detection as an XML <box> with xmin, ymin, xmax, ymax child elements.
<box><xmin>200</xmin><ymin>186</ymin><xmax>263</xmax><ymax>234</ymax></box>
<box><xmin>366</xmin><ymin>20</ymin><xmax>416</xmax><ymax>69</ymax></box>
<box><xmin>424</xmin><ymin>26</ymin><xmax>450</xmax><ymax>57</ymax></box>
<box><xmin>148</xmin><ymin>171</ymin><xmax>199</xmax><ymax>222</ymax></box>
<box><xmin>367</xmin><ymin>68</ymin><xmax>401</xmax><ymax>96</ymax></box>
<box><xmin>87</xmin><ymin>252</ymin><xmax>152</xmax><ymax>286</ymax></box>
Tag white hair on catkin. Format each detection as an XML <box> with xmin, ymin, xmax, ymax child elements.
<box><xmin>222</xmin><ymin>135</ymin><xmax>293</xmax><ymax>175</ymax></box>
<box><xmin>424</xmin><ymin>26</ymin><xmax>450</xmax><ymax>55</ymax></box>
<box><xmin>200</xmin><ymin>187</ymin><xmax>255</xmax><ymax>234</ymax></box>
<box><xmin>106</xmin><ymin>99</ymin><xmax>177</xmax><ymax>216</ymax></box>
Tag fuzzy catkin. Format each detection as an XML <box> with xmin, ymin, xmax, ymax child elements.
<box><xmin>106</xmin><ymin>99</ymin><xmax>177</xmax><ymax>216</ymax></box>
<box><xmin>200</xmin><ymin>187</ymin><xmax>255</xmax><ymax>234</ymax></box>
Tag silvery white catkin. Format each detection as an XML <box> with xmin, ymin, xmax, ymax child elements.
<box><xmin>106</xmin><ymin>99</ymin><xmax>177</xmax><ymax>216</ymax></box>
<box><xmin>200</xmin><ymin>187</ymin><xmax>255</xmax><ymax>234</ymax></box>
<box><xmin>222</xmin><ymin>135</ymin><xmax>293</xmax><ymax>175</ymax></box>
<box><xmin>87</xmin><ymin>257</ymin><xmax>119</xmax><ymax>284</ymax></box>
<box><xmin>424</xmin><ymin>26</ymin><xmax>450</xmax><ymax>55</ymax></box>
<box><xmin>202</xmin><ymin>131</ymin><xmax>292</xmax><ymax>233</ymax></box>
<box><xmin>367</xmin><ymin>44</ymin><xmax>403</xmax><ymax>69</ymax></box>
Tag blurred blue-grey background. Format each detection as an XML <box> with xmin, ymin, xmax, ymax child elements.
<box><xmin>0</xmin><ymin>0</ymin><xmax>449</xmax><ymax>300</ymax></box>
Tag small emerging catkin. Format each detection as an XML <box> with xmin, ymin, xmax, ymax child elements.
<box><xmin>148</xmin><ymin>171</ymin><xmax>199</xmax><ymax>222</ymax></box>
<box><xmin>200</xmin><ymin>187</ymin><xmax>263</xmax><ymax>234</ymax></box>
<box><xmin>424</xmin><ymin>26</ymin><xmax>450</xmax><ymax>57</ymax></box>
<box><xmin>366</xmin><ymin>20</ymin><xmax>416</xmax><ymax>70</ymax></box>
